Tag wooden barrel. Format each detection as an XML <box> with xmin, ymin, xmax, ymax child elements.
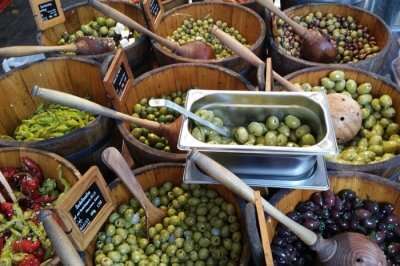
<box><xmin>163</xmin><ymin>0</ymin><xmax>187</xmax><ymax>11</ymax></box>
<box><xmin>151</xmin><ymin>2</ymin><xmax>266</xmax><ymax>76</ymax></box>
<box><xmin>118</xmin><ymin>63</ymin><xmax>255</xmax><ymax>165</ymax></box>
<box><xmin>268</xmin><ymin>3</ymin><xmax>391</xmax><ymax>75</ymax></box>
<box><xmin>284</xmin><ymin>66</ymin><xmax>400</xmax><ymax>178</ymax></box>
<box><xmin>246</xmin><ymin>171</ymin><xmax>400</xmax><ymax>265</ymax></box>
<box><xmin>0</xmin><ymin>57</ymin><xmax>117</xmax><ymax>172</ymax></box>
<box><xmin>83</xmin><ymin>163</ymin><xmax>250</xmax><ymax>265</ymax></box>
<box><xmin>37</xmin><ymin>1</ymin><xmax>150</xmax><ymax>69</ymax></box>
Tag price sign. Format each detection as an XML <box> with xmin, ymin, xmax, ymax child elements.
<box><xmin>103</xmin><ymin>49</ymin><xmax>134</xmax><ymax>113</ymax></box>
<box><xmin>29</xmin><ymin>0</ymin><xmax>65</xmax><ymax>31</ymax></box>
<box><xmin>55</xmin><ymin>166</ymin><xmax>115</xmax><ymax>251</ymax></box>
<box><xmin>141</xmin><ymin>0</ymin><xmax>164</xmax><ymax>32</ymax></box>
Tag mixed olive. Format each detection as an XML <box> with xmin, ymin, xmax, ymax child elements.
<box><xmin>94</xmin><ymin>182</ymin><xmax>243</xmax><ymax>266</ymax></box>
<box><xmin>275</xmin><ymin>12</ymin><xmax>380</xmax><ymax>63</ymax></box>
<box><xmin>191</xmin><ymin>109</ymin><xmax>317</xmax><ymax>147</ymax></box>
<box><xmin>295</xmin><ymin>70</ymin><xmax>399</xmax><ymax>164</ymax></box>
<box><xmin>168</xmin><ymin>17</ymin><xmax>248</xmax><ymax>59</ymax></box>
<box><xmin>272</xmin><ymin>189</ymin><xmax>400</xmax><ymax>265</ymax></box>
<box><xmin>58</xmin><ymin>16</ymin><xmax>140</xmax><ymax>51</ymax></box>
<box><xmin>131</xmin><ymin>91</ymin><xmax>187</xmax><ymax>152</ymax></box>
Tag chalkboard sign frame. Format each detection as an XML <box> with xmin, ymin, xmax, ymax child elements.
<box><xmin>29</xmin><ymin>0</ymin><xmax>65</xmax><ymax>31</ymax></box>
<box><xmin>103</xmin><ymin>49</ymin><xmax>135</xmax><ymax>113</ymax></box>
<box><xmin>141</xmin><ymin>0</ymin><xmax>164</xmax><ymax>32</ymax></box>
<box><xmin>55</xmin><ymin>166</ymin><xmax>115</xmax><ymax>251</ymax></box>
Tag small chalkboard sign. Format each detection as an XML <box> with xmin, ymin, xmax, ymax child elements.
<box><xmin>141</xmin><ymin>0</ymin><xmax>164</xmax><ymax>32</ymax></box>
<box><xmin>104</xmin><ymin>49</ymin><xmax>134</xmax><ymax>113</ymax></box>
<box><xmin>29</xmin><ymin>0</ymin><xmax>65</xmax><ymax>31</ymax></box>
<box><xmin>55</xmin><ymin>166</ymin><xmax>115</xmax><ymax>251</ymax></box>
<box><xmin>149</xmin><ymin>0</ymin><xmax>161</xmax><ymax>17</ymax></box>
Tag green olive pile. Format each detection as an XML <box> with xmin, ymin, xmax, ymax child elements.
<box><xmin>295</xmin><ymin>70</ymin><xmax>400</xmax><ymax>164</ymax></box>
<box><xmin>168</xmin><ymin>17</ymin><xmax>248</xmax><ymax>59</ymax></box>
<box><xmin>191</xmin><ymin>109</ymin><xmax>317</xmax><ymax>147</ymax></box>
<box><xmin>275</xmin><ymin>12</ymin><xmax>380</xmax><ymax>63</ymax></box>
<box><xmin>94</xmin><ymin>182</ymin><xmax>243</xmax><ymax>266</ymax></box>
<box><xmin>131</xmin><ymin>91</ymin><xmax>187</xmax><ymax>152</ymax></box>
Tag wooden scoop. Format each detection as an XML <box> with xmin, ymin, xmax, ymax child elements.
<box><xmin>89</xmin><ymin>0</ymin><xmax>215</xmax><ymax>60</ymax></box>
<box><xmin>256</xmin><ymin>0</ymin><xmax>337</xmax><ymax>63</ymax></box>
<box><xmin>212</xmin><ymin>25</ymin><xmax>361</xmax><ymax>143</ymax></box>
<box><xmin>31</xmin><ymin>86</ymin><xmax>182</xmax><ymax>152</ymax></box>
<box><xmin>102</xmin><ymin>147</ymin><xmax>166</xmax><ymax>228</ymax></box>
<box><xmin>189</xmin><ymin>151</ymin><xmax>387</xmax><ymax>266</ymax></box>
<box><xmin>0</xmin><ymin>37</ymin><xmax>115</xmax><ymax>57</ymax></box>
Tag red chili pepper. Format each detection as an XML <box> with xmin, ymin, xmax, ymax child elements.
<box><xmin>21</xmin><ymin>157</ymin><xmax>43</xmax><ymax>183</ymax></box>
<box><xmin>20</xmin><ymin>175</ymin><xmax>40</xmax><ymax>198</ymax></box>
<box><xmin>13</xmin><ymin>239</ymin><xmax>41</xmax><ymax>254</ymax></box>
<box><xmin>0</xmin><ymin>167</ymin><xmax>18</xmax><ymax>179</ymax></box>
<box><xmin>33</xmin><ymin>195</ymin><xmax>56</xmax><ymax>204</ymax></box>
<box><xmin>0</xmin><ymin>202</ymin><xmax>13</xmax><ymax>219</ymax></box>
<box><xmin>32</xmin><ymin>246</ymin><xmax>45</xmax><ymax>262</ymax></box>
<box><xmin>18</xmin><ymin>254</ymin><xmax>40</xmax><ymax>266</ymax></box>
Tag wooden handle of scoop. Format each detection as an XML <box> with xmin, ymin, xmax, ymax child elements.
<box><xmin>89</xmin><ymin>0</ymin><xmax>181</xmax><ymax>52</ymax></box>
<box><xmin>189</xmin><ymin>151</ymin><xmax>318</xmax><ymax>246</ymax></box>
<box><xmin>39</xmin><ymin>210</ymin><xmax>84</xmax><ymax>266</ymax></box>
<box><xmin>0</xmin><ymin>44</ymin><xmax>76</xmax><ymax>57</ymax></box>
<box><xmin>31</xmin><ymin>86</ymin><xmax>162</xmax><ymax>133</ymax></box>
<box><xmin>101</xmin><ymin>147</ymin><xmax>163</xmax><ymax>218</ymax></box>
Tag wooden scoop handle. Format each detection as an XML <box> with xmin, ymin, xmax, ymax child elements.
<box><xmin>89</xmin><ymin>0</ymin><xmax>181</xmax><ymax>52</ymax></box>
<box><xmin>189</xmin><ymin>151</ymin><xmax>318</xmax><ymax>246</ymax></box>
<box><xmin>31</xmin><ymin>86</ymin><xmax>162</xmax><ymax>133</ymax></box>
<box><xmin>101</xmin><ymin>147</ymin><xmax>161</xmax><ymax>216</ymax></box>
<box><xmin>0</xmin><ymin>44</ymin><xmax>76</xmax><ymax>57</ymax></box>
<box><xmin>39</xmin><ymin>210</ymin><xmax>84</xmax><ymax>266</ymax></box>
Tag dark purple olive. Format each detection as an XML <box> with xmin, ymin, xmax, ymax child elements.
<box><xmin>343</xmin><ymin>201</ymin><xmax>353</xmax><ymax>211</ymax></box>
<box><xmin>385</xmin><ymin>215</ymin><xmax>399</xmax><ymax>225</ymax></box>
<box><xmin>302</xmin><ymin>211</ymin><xmax>317</xmax><ymax>219</ymax></box>
<box><xmin>394</xmin><ymin>226</ymin><xmax>400</xmax><ymax>237</ymax></box>
<box><xmin>394</xmin><ymin>255</ymin><xmax>400</xmax><ymax>263</ymax></box>
<box><xmin>364</xmin><ymin>200</ymin><xmax>380</xmax><ymax>214</ymax></box>
<box><xmin>311</xmin><ymin>192</ymin><xmax>324</xmax><ymax>207</ymax></box>
<box><xmin>334</xmin><ymin>196</ymin><xmax>344</xmax><ymax>211</ymax></box>
<box><xmin>322</xmin><ymin>190</ymin><xmax>336</xmax><ymax>208</ymax></box>
<box><xmin>342</xmin><ymin>211</ymin><xmax>352</xmax><ymax>220</ymax></box>
<box><xmin>277</xmin><ymin>227</ymin><xmax>292</xmax><ymax>238</ymax></box>
<box><xmin>385</xmin><ymin>229</ymin><xmax>395</xmax><ymax>240</ymax></box>
<box><xmin>287</xmin><ymin>211</ymin><xmax>302</xmax><ymax>222</ymax></box>
<box><xmin>330</xmin><ymin>209</ymin><xmax>341</xmax><ymax>219</ymax></box>
<box><xmin>369</xmin><ymin>230</ymin><xmax>386</xmax><ymax>244</ymax></box>
<box><xmin>303</xmin><ymin>218</ymin><xmax>320</xmax><ymax>231</ymax></box>
<box><xmin>327</xmin><ymin>223</ymin><xmax>340</xmax><ymax>234</ymax></box>
<box><xmin>337</xmin><ymin>219</ymin><xmax>350</xmax><ymax>230</ymax></box>
<box><xmin>362</xmin><ymin>217</ymin><xmax>377</xmax><ymax>230</ymax></box>
<box><xmin>272</xmin><ymin>247</ymin><xmax>289</xmax><ymax>264</ymax></box>
<box><xmin>272</xmin><ymin>237</ymin><xmax>286</xmax><ymax>247</ymax></box>
<box><xmin>350</xmin><ymin>218</ymin><xmax>360</xmax><ymax>230</ymax></box>
<box><xmin>381</xmin><ymin>203</ymin><xmax>395</xmax><ymax>216</ymax></box>
<box><xmin>355</xmin><ymin>208</ymin><xmax>372</xmax><ymax>219</ymax></box>
<box><xmin>321</xmin><ymin>207</ymin><xmax>330</xmax><ymax>219</ymax></box>
<box><xmin>339</xmin><ymin>189</ymin><xmax>356</xmax><ymax>201</ymax></box>
<box><xmin>297</xmin><ymin>201</ymin><xmax>317</xmax><ymax>213</ymax></box>
<box><xmin>387</xmin><ymin>243</ymin><xmax>400</xmax><ymax>257</ymax></box>
<box><xmin>352</xmin><ymin>197</ymin><xmax>364</xmax><ymax>208</ymax></box>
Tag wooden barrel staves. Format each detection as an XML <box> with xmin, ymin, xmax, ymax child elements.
<box><xmin>268</xmin><ymin>3</ymin><xmax>391</xmax><ymax>75</ymax></box>
<box><xmin>0</xmin><ymin>57</ymin><xmax>117</xmax><ymax>172</ymax></box>
<box><xmin>118</xmin><ymin>63</ymin><xmax>255</xmax><ymax>165</ymax></box>
<box><xmin>83</xmin><ymin>163</ymin><xmax>250</xmax><ymax>265</ymax></box>
<box><xmin>37</xmin><ymin>1</ymin><xmax>150</xmax><ymax>69</ymax></box>
<box><xmin>284</xmin><ymin>66</ymin><xmax>400</xmax><ymax>178</ymax></box>
<box><xmin>150</xmin><ymin>2</ymin><xmax>266</xmax><ymax>76</ymax></box>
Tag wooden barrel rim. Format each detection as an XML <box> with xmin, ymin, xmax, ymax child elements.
<box><xmin>36</xmin><ymin>0</ymin><xmax>148</xmax><ymax>59</ymax></box>
<box><xmin>0</xmin><ymin>57</ymin><xmax>109</xmax><ymax>148</ymax></box>
<box><xmin>152</xmin><ymin>2</ymin><xmax>266</xmax><ymax>64</ymax></box>
<box><xmin>270</xmin><ymin>3</ymin><xmax>392</xmax><ymax>67</ymax></box>
<box><xmin>284</xmin><ymin>65</ymin><xmax>400</xmax><ymax>172</ymax></box>
<box><xmin>118</xmin><ymin>62</ymin><xmax>256</xmax><ymax>160</ymax></box>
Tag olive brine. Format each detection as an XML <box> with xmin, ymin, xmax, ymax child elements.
<box><xmin>192</xmin><ymin>109</ymin><xmax>317</xmax><ymax>147</ymax></box>
<box><xmin>94</xmin><ymin>182</ymin><xmax>242</xmax><ymax>266</ymax></box>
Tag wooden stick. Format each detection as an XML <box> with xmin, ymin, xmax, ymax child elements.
<box><xmin>254</xmin><ymin>191</ymin><xmax>274</xmax><ymax>266</ymax></box>
<box><xmin>0</xmin><ymin>171</ymin><xmax>17</xmax><ymax>202</ymax></box>
<box><xmin>0</xmin><ymin>44</ymin><xmax>76</xmax><ymax>57</ymax></box>
<box><xmin>0</xmin><ymin>191</ymin><xmax>6</xmax><ymax>203</ymax></box>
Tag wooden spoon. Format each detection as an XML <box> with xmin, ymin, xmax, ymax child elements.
<box><xmin>212</xmin><ymin>25</ymin><xmax>361</xmax><ymax>143</ymax></box>
<box><xmin>189</xmin><ymin>151</ymin><xmax>387</xmax><ymax>266</ymax></box>
<box><xmin>0</xmin><ymin>37</ymin><xmax>115</xmax><ymax>57</ymax></box>
<box><xmin>101</xmin><ymin>147</ymin><xmax>166</xmax><ymax>228</ymax></box>
<box><xmin>89</xmin><ymin>0</ymin><xmax>215</xmax><ymax>60</ymax></box>
<box><xmin>256</xmin><ymin>0</ymin><xmax>337</xmax><ymax>63</ymax></box>
<box><xmin>31</xmin><ymin>86</ymin><xmax>182</xmax><ymax>152</ymax></box>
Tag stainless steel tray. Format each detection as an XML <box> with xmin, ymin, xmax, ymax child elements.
<box><xmin>178</xmin><ymin>90</ymin><xmax>338</xmax><ymax>156</ymax></box>
<box><xmin>183</xmin><ymin>154</ymin><xmax>329</xmax><ymax>190</ymax></box>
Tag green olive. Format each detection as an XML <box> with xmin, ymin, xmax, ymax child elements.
<box><xmin>266</xmin><ymin>116</ymin><xmax>280</xmax><ymax>130</ymax></box>
<box><xmin>357</xmin><ymin>83</ymin><xmax>372</xmax><ymax>95</ymax></box>
<box><xmin>300</xmin><ymin>133</ymin><xmax>316</xmax><ymax>146</ymax></box>
<box><xmin>264</xmin><ymin>131</ymin><xmax>277</xmax><ymax>146</ymax></box>
<box><xmin>329</xmin><ymin>70</ymin><xmax>345</xmax><ymax>81</ymax></box>
<box><xmin>284</xmin><ymin>115</ymin><xmax>301</xmax><ymax>129</ymax></box>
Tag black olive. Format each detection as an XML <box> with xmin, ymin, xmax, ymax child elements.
<box><xmin>385</xmin><ymin>215</ymin><xmax>399</xmax><ymax>225</ymax></box>
<box><xmin>287</xmin><ymin>211</ymin><xmax>302</xmax><ymax>222</ymax></box>
<box><xmin>364</xmin><ymin>200</ymin><xmax>380</xmax><ymax>214</ymax></box>
<box><xmin>321</xmin><ymin>207</ymin><xmax>330</xmax><ymax>219</ymax></box>
<box><xmin>362</xmin><ymin>217</ymin><xmax>377</xmax><ymax>230</ymax></box>
<box><xmin>352</xmin><ymin>197</ymin><xmax>364</xmax><ymax>208</ymax></box>
<box><xmin>322</xmin><ymin>190</ymin><xmax>336</xmax><ymax>208</ymax></box>
<box><xmin>342</xmin><ymin>211</ymin><xmax>352</xmax><ymax>220</ymax></box>
<box><xmin>355</xmin><ymin>208</ymin><xmax>372</xmax><ymax>220</ymax></box>
<box><xmin>334</xmin><ymin>196</ymin><xmax>344</xmax><ymax>211</ymax></box>
<box><xmin>337</xmin><ymin>219</ymin><xmax>350</xmax><ymax>230</ymax></box>
<box><xmin>369</xmin><ymin>230</ymin><xmax>386</xmax><ymax>244</ymax></box>
<box><xmin>330</xmin><ymin>209</ymin><xmax>341</xmax><ymax>219</ymax></box>
<box><xmin>302</xmin><ymin>211</ymin><xmax>317</xmax><ymax>219</ymax></box>
<box><xmin>387</xmin><ymin>243</ymin><xmax>400</xmax><ymax>257</ymax></box>
<box><xmin>272</xmin><ymin>247</ymin><xmax>289</xmax><ymax>263</ymax></box>
<box><xmin>327</xmin><ymin>223</ymin><xmax>340</xmax><ymax>234</ymax></box>
<box><xmin>339</xmin><ymin>189</ymin><xmax>356</xmax><ymax>201</ymax></box>
<box><xmin>272</xmin><ymin>237</ymin><xmax>286</xmax><ymax>247</ymax></box>
<box><xmin>381</xmin><ymin>203</ymin><xmax>395</xmax><ymax>216</ymax></box>
<box><xmin>303</xmin><ymin>218</ymin><xmax>320</xmax><ymax>231</ymax></box>
<box><xmin>297</xmin><ymin>201</ymin><xmax>317</xmax><ymax>213</ymax></box>
<box><xmin>350</xmin><ymin>218</ymin><xmax>360</xmax><ymax>230</ymax></box>
<box><xmin>311</xmin><ymin>192</ymin><xmax>324</xmax><ymax>207</ymax></box>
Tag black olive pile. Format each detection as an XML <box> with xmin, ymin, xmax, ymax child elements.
<box><xmin>94</xmin><ymin>182</ymin><xmax>242</xmax><ymax>266</ymax></box>
<box><xmin>275</xmin><ymin>12</ymin><xmax>380</xmax><ymax>63</ymax></box>
<box><xmin>271</xmin><ymin>189</ymin><xmax>400</xmax><ymax>265</ymax></box>
<box><xmin>130</xmin><ymin>91</ymin><xmax>187</xmax><ymax>152</ymax></box>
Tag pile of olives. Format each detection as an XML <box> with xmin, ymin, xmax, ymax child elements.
<box><xmin>131</xmin><ymin>90</ymin><xmax>187</xmax><ymax>152</ymax></box>
<box><xmin>192</xmin><ymin>109</ymin><xmax>317</xmax><ymax>147</ymax></box>
<box><xmin>295</xmin><ymin>70</ymin><xmax>399</xmax><ymax>164</ymax></box>
<box><xmin>94</xmin><ymin>182</ymin><xmax>243</xmax><ymax>266</ymax></box>
<box><xmin>271</xmin><ymin>189</ymin><xmax>400</xmax><ymax>265</ymax></box>
<box><xmin>168</xmin><ymin>17</ymin><xmax>248</xmax><ymax>59</ymax></box>
<box><xmin>275</xmin><ymin>12</ymin><xmax>380</xmax><ymax>63</ymax></box>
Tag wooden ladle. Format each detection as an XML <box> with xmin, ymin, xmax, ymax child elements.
<box><xmin>256</xmin><ymin>0</ymin><xmax>337</xmax><ymax>63</ymax></box>
<box><xmin>212</xmin><ymin>25</ymin><xmax>362</xmax><ymax>143</ymax></box>
<box><xmin>101</xmin><ymin>147</ymin><xmax>166</xmax><ymax>228</ymax></box>
<box><xmin>189</xmin><ymin>151</ymin><xmax>387</xmax><ymax>266</ymax></box>
<box><xmin>31</xmin><ymin>86</ymin><xmax>182</xmax><ymax>152</ymax></box>
<box><xmin>0</xmin><ymin>37</ymin><xmax>115</xmax><ymax>57</ymax></box>
<box><xmin>89</xmin><ymin>0</ymin><xmax>215</xmax><ymax>60</ymax></box>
